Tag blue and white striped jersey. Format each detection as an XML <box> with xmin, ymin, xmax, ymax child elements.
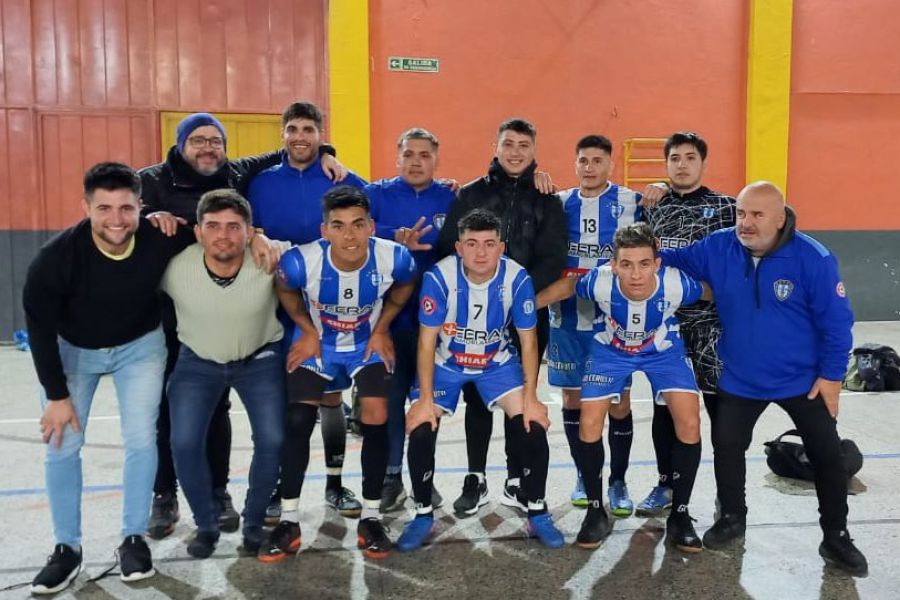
<box><xmin>277</xmin><ymin>237</ymin><xmax>416</xmax><ymax>352</ymax></box>
<box><xmin>419</xmin><ymin>255</ymin><xmax>537</xmax><ymax>373</ymax></box>
<box><xmin>551</xmin><ymin>184</ymin><xmax>642</xmax><ymax>332</ymax></box>
<box><xmin>575</xmin><ymin>265</ymin><xmax>702</xmax><ymax>355</ymax></box>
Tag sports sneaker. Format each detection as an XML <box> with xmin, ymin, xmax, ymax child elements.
<box><xmin>820</xmin><ymin>530</ymin><xmax>868</xmax><ymax>577</ymax></box>
<box><xmin>570</xmin><ymin>474</ymin><xmax>588</xmax><ymax>508</ymax></box>
<box><xmin>214</xmin><ymin>488</ymin><xmax>240</xmax><ymax>533</ymax></box>
<box><xmin>527</xmin><ymin>512</ymin><xmax>565</xmax><ymax>549</ymax></box>
<box><xmin>242</xmin><ymin>526</ymin><xmax>264</xmax><ymax>556</ymax></box>
<box><xmin>380</xmin><ymin>474</ymin><xmax>408</xmax><ymax>513</ymax></box>
<box><xmin>397</xmin><ymin>514</ymin><xmax>436</xmax><ymax>552</ymax></box>
<box><xmin>635</xmin><ymin>485</ymin><xmax>673</xmax><ymax>517</ymax></box>
<box><xmin>608</xmin><ymin>480</ymin><xmax>634</xmax><ymax>517</ymax></box>
<box><xmin>147</xmin><ymin>492</ymin><xmax>179</xmax><ymax>539</ymax></box>
<box><xmin>264</xmin><ymin>496</ymin><xmax>282</xmax><ymax>526</ymax></box>
<box><xmin>187</xmin><ymin>530</ymin><xmax>220</xmax><ymax>559</ymax></box>
<box><xmin>117</xmin><ymin>535</ymin><xmax>156</xmax><ymax>581</ymax></box>
<box><xmin>499</xmin><ymin>478</ymin><xmax>527</xmax><ymax>513</ymax></box>
<box><xmin>702</xmin><ymin>513</ymin><xmax>746</xmax><ymax>549</ymax></box>
<box><xmin>576</xmin><ymin>504</ymin><xmax>613</xmax><ymax>549</ymax></box>
<box><xmin>452</xmin><ymin>473</ymin><xmax>488</xmax><ymax>517</ymax></box>
<box><xmin>666</xmin><ymin>511</ymin><xmax>703</xmax><ymax>553</ymax></box>
<box><xmin>357</xmin><ymin>518</ymin><xmax>392</xmax><ymax>559</ymax></box>
<box><xmin>30</xmin><ymin>544</ymin><xmax>82</xmax><ymax>595</ymax></box>
<box><xmin>258</xmin><ymin>521</ymin><xmax>302</xmax><ymax>563</ymax></box>
<box><xmin>325</xmin><ymin>486</ymin><xmax>363</xmax><ymax>518</ymax></box>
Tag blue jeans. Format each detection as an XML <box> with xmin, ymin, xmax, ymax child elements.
<box><xmin>387</xmin><ymin>328</ymin><xmax>418</xmax><ymax>472</ymax></box>
<box><xmin>168</xmin><ymin>343</ymin><xmax>285</xmax><ymax>533</ymax></box>
<box><xmin>42</xmin><ymin>327</ymin><xmax>166</xmax><ymax>547</ymax></box>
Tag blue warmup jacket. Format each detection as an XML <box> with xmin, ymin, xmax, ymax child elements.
<box><xmin>365</xmin><ymin>176</ymin><xmax>455</xmax><ymax>331</ymax></box>
<box><xmin>660</xmin><ymin>211</ymin><xmax>853</xmax><ymax>400</ymax></box>
<box><xmin>247</xmin><ymin>153</ymin><xmax>367</xmax><ymax>245</ymax></box>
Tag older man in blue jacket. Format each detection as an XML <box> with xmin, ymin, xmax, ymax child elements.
<box><xmin>660</xmin><ymin>181</ymin><xmax>867</xmax><ymax>576</ymax></box>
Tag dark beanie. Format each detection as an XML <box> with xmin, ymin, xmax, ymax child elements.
<box><xmin>176</xmin><ymin>113</ymin><xmax>227</xmax><ymax>152</ymax></box>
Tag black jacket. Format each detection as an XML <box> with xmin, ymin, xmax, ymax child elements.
<box><xmin>138</xmin><ymin>146</ymin><xmax>282</xmax><ymax>224</ymax></box>
<box><xmin>437</xmin><ymin>159</ymin><xmax>567</xmax><ymax>292</ymax></box>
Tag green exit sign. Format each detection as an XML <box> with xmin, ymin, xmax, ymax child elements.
<box><xmin>388</xmin><ymin>57</ymin><xmax>439</xmax><ymax>73</ymax></box>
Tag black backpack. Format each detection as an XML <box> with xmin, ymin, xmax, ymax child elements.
<box><xmin>764</xmin><ymin>429</ymin><xmax>863</xmax><ymax>482</ymax></box>
<box><xmin>844</xmin><ymin>344</ymin><xmax>900</xmax><ymax>392</ymax></box>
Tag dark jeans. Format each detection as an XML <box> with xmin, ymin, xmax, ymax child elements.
<box><xmin>713</xmin><ymin>388</ymin><xmax>848</xmax><ymax>532</ymax></box>
<box><xmin>155</xmin><ymin>319</ymin><xmax>232</xmax><ymax>495</ymax></box>
<box><xmin>168</xmin><ymin>343</ymin><xmax>285</xmax><ymax>532</ymax></box>
<box><xmin>387</xmin><ymin>328</ymin><xmax>418</xmax><ymax>471</ymax></box>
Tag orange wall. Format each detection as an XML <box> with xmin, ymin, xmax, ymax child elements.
<box><xmin>788</xmin><ymin>0</ymin><xmax>900</xmax><ymax>230</ymax></box>
<box><xmin>369</xmin><ymin>0</ymin><xmax>748</xmax><ymax>194</ymax></box>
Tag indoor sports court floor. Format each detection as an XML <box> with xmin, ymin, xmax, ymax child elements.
<box><xmin>1</xmin><ymin>322</ymin><xmax>898</xmax><ymax>599</ymax></box>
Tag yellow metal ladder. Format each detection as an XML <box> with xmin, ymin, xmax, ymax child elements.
<box><xmin>622</xmin><ymin>137</ymin><xmax>668</xmax><ymax>190</ymax></box>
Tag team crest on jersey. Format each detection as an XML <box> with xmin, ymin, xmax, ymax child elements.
<box><xmin>656</xmin><ymin>299</ymin><xmax>671</xmax><ymax>312</ymax></box>
<box><xmin>836</xmin><ymin>281</ymin><xmax>846</xmax><ymax>298</ymax></box>
<box><xmin>523</xmin><ymin>300</ymin><xmax>535</xmax><ymax>315</ymax></box>
<box><xmin>702</xmin><ymin>207</ymin><xmax>716</xmax><ymax>219</ymax></box>
<box><xmin>370</xmin><ymin>271</ymin><xmax>383</xmax><ymax>287</ymax></box>
<box><xmin>773</xmin><ymin>279</ymin><xmax>794</xmax><ymax>301</ymax></box>
<box><xmin>610</xmin><ymin>204</ymin><xmax>625</xmax><ymax>219</ymax></box>
<box><xmin>433</xmin><ymin>213</ymin><xmax>446</xmax><ymax>230</ymax></box>
<box><xmin>421</xmin><ymin>296</ymin><xmax>437</xmax><ymax>315</ymax></box>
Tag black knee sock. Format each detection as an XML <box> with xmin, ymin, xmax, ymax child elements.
<box><xmin>407</xmin><ymin>423</ymin><xmax>438</xmax><ymax>510</ymax></box>
<box><xmin>360</xmin><ymin>423</ymin><xmax>389</xmax><ymax>502</ymax></box>
<box><xmin>575</xmin><ymin>437</ymin><xmax>605</xmax><ymax>506</ymax></box>
<box><xmin>509</xmin><ymin>414</ymin><xmax>549</xmax><ymax>516</ymax></box>
<box><xmin>503</xmin><ymin>414</ymin><xmax>523</xmax><ymax>480</ymax></box>
<box><xmin>463</xmin><ymin>386</ymin><xmax>492</xmax><ymax>474</ymax></box>
<box><xmin>651</xmin><ymin>403</ymin><xmax>675</xmax><ymax>487</ymax></box>
<box><xmin>670</xmin><ymin>439</ymin><xmax>702</xmax><ymax>514</ymax></box>
<box><xmin>281</xmin><ymin>403</ymin><xmax>318</xmax><ymax>499</ymax></box>
<box><xmin>320</xmin><ymin>404</ymin><xmax>347</xmax><ymax>492</ymax></box>
<box><xmin>562</xmin><ymin>408</ymin><xmax>582</xmax><ymax>469</ymax></box>
<box><xmin>608</xmin><ymin>412</ymin><xmax>633</xmax><ymax>484</ymax></box>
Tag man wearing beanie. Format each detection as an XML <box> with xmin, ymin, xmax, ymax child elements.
<box><xmin>138</xmin><ymin>111</ymin><xmax>347</xmax><ymax>541</ymax></box>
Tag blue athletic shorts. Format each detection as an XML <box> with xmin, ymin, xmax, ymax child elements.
<box><xmin>410</xmin><ymin>360</ymin><xmax>524</xmax><ymax>415</ymax></box>
<box><xmin>297</xmin><ymin>346</ymin><xmax>384</xmax><ymax>388</ymax></box>
<box><xmin>549</xmin><ymin>328</ymin><xmax>633</xmax><ymax>391</ymax></box>
<box><xmin>581</xmin><ymin>343</ymin><xmax>698</xmax><ymax>404</ymax></box>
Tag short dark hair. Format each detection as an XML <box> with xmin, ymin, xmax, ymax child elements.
<box><xmin>613</xmin><ymin>222</ymin><xmax>658</xmax><ymax>258</ymax></box>
<box><xmin>497</xmin><ymin>118</ymin><xmax>537</xmax><ymax>141</ymax></box>
<box><xmin>322</xmin><ymin>185</ymin><xmax>371</xmax><ymax>220</ymax></box>
<box><xmin>196</xmin><ymin>189</ymin><xmax>253</xmax><ymax>225</ymax></box>
<box><xmin>397</xmin><ymin>127</ymin><xmax>439</xmax><ymax>151</ymax></box>
<box><xmin>83</xmin><ymin>162</ymin><xmax>141</xmax><ymax>199</ymax></box>
<box><xmin>664</xmin><ymin>131</ymin><xmax>708</xmax><ymax>161</ymax></box>
<box><xmin>576</xmin><ymin>134</ymin><xmax>613</xmax><ymax>155</ymax></box>
<box><xmin>457</xmin><ymin>209</ymin><xmax>501</xmax><ymax>238</ymax></box>
<box><xmin>282</xmin><ymin>102</ymin><xmax>324</xmax><ymax>129</ymax></box>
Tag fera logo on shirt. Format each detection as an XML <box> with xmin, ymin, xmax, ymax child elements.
<box><xmin>773</xmin><ymin>279</ymin><xmax>794</xmax><ymax>301</ymax></box>
<box><xmin>442</xmin><ymin>322</ymin><xmax>503</xmax><ymax>344</ymax></box>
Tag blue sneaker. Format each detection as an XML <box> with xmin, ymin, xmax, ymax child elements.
<box><xmin>608</xmin><ymin>480</ymin><xmax>634</xmax><ymax>517</ymax></box>
<box><xmin>570</xmin><ymin>474</ymin><xmax>588</xmax><ymax>508</ymax></box>
<box><xmin>397</xmin><ymin>514</ymin><xmax>435</xmax><ymax>552</ymax></box>
<box><xmin>636</xmin><ymin>485</ymin><xmax>673</xmax><ymax>517</ymax></box>
<box><xmin>527</xmin><ymin>513</ymin><xmax>565</xmax><ymax>549</ymax></box>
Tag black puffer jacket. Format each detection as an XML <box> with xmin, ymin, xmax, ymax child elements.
<box><xmin>139</xmin><ymin>146</ymin><xmax>282</xmax><ymax>224</ymax></box>
<box><xmin>437</xmin><ymin>159</ymin><xmax>567</xmax><ymax>292</ymax></box>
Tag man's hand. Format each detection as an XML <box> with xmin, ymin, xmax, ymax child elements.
<box><xmin>437</xmin><ymin>178</ymin><xmax>460</xmax><ymax>193</ymax></box>
<box><xmin>406</xmin><ymin>398</ymin><xmax>439</xmax><ymax>433</ymax></box>
<box><xmin>640</xmin><ymin>182</ymin><xmax>669</xmax><ymax>209</ymax></box>
<box><xmin>522</xmin><ymin>394</ymin><xmax>551</xmax><ymax>433</ymax></box>
<box><xmin>286</xmin><ymin>333</ymin><xmax>321</xmax><ymax>372</ymax></box>
<box><xmin>146</xmin><ymin>211</ymin><xmax>187</xmax><ymax>236</ymax></box>
<box><xmin>365</xmin><ymin>331</ymin><xmax>395</xmax><ymax>372</ymax></box>
<box><xmin>808</xmin><ymin>377</ymin><xmax>842</xmax><ymax>418</ymax></box>
<box><xmin>321</xmin><ymin>153</ymin><xmax>348</xmax><ymax>182</ymax></box>
<box><xmin>250</xmin><ymin>233</ymin><xmax>283</xmax><ymax>273</ymax></box>
<box><xmin>534</xmin><ymin>171</ymin><xmax>557</xmax><ymax>194</ymax></box>
<box><xmin>394</xmin><ymin>217</ymin><xmax>434</xmax><ymax>251</ymax></box>
<box><xmin>40</xmin><ymin>399</ymin><xmax>80</xmax><ymax>448</ymax></box>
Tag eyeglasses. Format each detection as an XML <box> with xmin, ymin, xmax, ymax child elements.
<box><xmin>187</xmin><ymin>136</ymin><xmax>225</xmax><ymax>149</ymax></box>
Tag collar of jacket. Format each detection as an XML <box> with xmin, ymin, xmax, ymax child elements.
<box><xmin>487</xmin><ymin>157</ymin><xmax>538</xmax><ymax>185</ymax></box>
<box><xmin>277</xmin><ymin>151</ymin><xmax>325</xmax><ymax>177</ymax></box>
<box><xmin>671</xmin><ymin>185</ymin><xmax>711</xmax><ymax>202</ymax></box>
<box><xmin>166</xmin><ymin>146</ymin><xmax>231</xmax><ymax>189</ymax></box>
<box><xmin>740</xmin><ymin>204</ymin><xmax>798</xmax><ymax>276</ymax></box>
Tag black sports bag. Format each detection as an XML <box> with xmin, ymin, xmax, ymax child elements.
<box><xmin>764</xmin><ymin>429</ymin><xmax>863</xmax><ymax>482</ymax></box>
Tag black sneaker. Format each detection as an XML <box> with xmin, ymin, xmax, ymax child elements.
<box><xmin>820</xmin><ymin>530</ymin><xmax>868</xmax><ymax>576</ymax></box>
<box><xmin>118</xmin><ymin>535</ymin><xmax>156</xmax><ymax>581</ymax></box>
<box><xmin>325</xmin><ymin>486</ymin><xmax>363</xmax><ymax>518</ymax></box>
<box><xmin>30</xmin><ymin>544</ymin><xmax>82</xmax><ymax>595</ymax></box>
<box><xmin>258</xmin><ymin>521</ymin><xmax>302</xmax><ymax>563</ymax></box>
<box><xmin>187</xmin><ymin>530</ymin><xmax>220</xmax><ymax>559</ymax></box>
<box><xmin>357</xmin><ymin>518</ymin><xmax>391</xmax><ymax>559</ymax></box>
<box><xmin>265</xmin><ymin>496</ymin><xmax>282</xmax><ymax>526</ymax></box>
<box><xmin>380</xmin><ymin>474</ymin><xmax>408</xmax><ymax>513</ymax></box>
<box><xmin>666</xmin><ymin>511</ymin><xmax>703</xmax><ymax>553</ymax></box>
<box><xmin>452</xmin><ymin>474</ymin><xmax>488</xmax><ymax>517</ymax></box>
<box><xmin>702</xmin><ymin>513</ymin><xmax>746</xmax><ymax>549</ymax></box>
<box><xmin>214</xmin><ymin>488</ymin><xmax>240</xmax><ymax>533</ymax></box>
<box><xmin>242</xmin><ymin>526</ymin><xmax>264</xmax><ymax>556</ymax></box>
<box><xmin>499</xmin><ymin>478</ymin><xmax>528</xmax><ymax>513</ymax></box>
<box><xmin>147</xmin><ymin>492</ymin><xmax>179</xmax><ymax>540</ymax></box>
<box><xmin>576</xmin><ymin>504</ymin><xmax>613</xmax><ymax>549</ymax></box>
